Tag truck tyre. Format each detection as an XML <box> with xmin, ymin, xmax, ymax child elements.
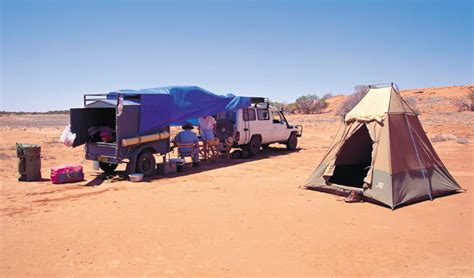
<box><xmin>246</xmin><ymin>136</ymin><xmax>261</xmax><ymax>156</ymax></box>
<box><xmin>99</xmin><ymin>162</ymin><xmax>118</xmax><ymax>173</ymax></box>
<box><xmin>136</xmin><ymin>151</ymin><xmax>156</xmax><ymax>176</ymax></box>
<box><xmin>286</xmin><ymin>133</ymin><xmax>298</xmax><ymax>150</ymax></box>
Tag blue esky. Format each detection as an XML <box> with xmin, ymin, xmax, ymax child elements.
<box><xmin>1</xmin><ymin>0</ymin><xmax>472</xmax><ymax>112</ymax></box>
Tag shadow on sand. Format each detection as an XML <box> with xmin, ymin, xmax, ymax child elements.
<box><xmin>86</xmin><ymin>147</ymin><xmax>302</xmax><ymax>186</ymax></box>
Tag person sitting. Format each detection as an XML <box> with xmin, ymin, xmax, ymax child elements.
<box><xmin>198</xmin><ymin>115</ymin><xmax>217</xmax><ymax>141</ymax></box>
<box><xmin>175</xmin><ymin>123</ymin><xmax>200</xmax><ymax>167</ymax></box>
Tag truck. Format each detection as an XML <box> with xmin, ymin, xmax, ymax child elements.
<box><xmin>215</xmin><ymin>98</ymin><xmax>303</xmax><ymax>156</ymax></box>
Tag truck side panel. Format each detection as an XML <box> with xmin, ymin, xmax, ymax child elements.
<box><xmin>116</xmin><ymin>105</ymin><xmax>140</xmax><ymax>142</ymax></box>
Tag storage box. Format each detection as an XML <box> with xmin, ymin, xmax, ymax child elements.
<box><xmin>157</xmin><ymin>162</ymin><xmax>177</xmax><ymax>175</ymax></box>
<box><xmin>170</xmin><ymin>158</ymin><xmax>186</xmax><ymax>172</ymax></box>
<box><xmin>51</xmin><ymin>164</ymin><xmax>84</xmax><ymax>184</ymax></box>
<box><xmin>16</xmin><ymin>143</ymin><xmax>42</xmax><ymax>182</ymax></box>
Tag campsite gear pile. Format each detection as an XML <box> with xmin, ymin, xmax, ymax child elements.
<box><xmin>51</xmin><ymin>164</ymin><xmax>84</xmax><ymax>184</ymax></box>
<box><xmin>87</xmin><ymin>126</ymin><xmax>116</xmax><ymax>143</ymax></box>
<box><xmin>16</xmin><ymin>143</ymin><xmax>42</xmax><ymax>181</ymax></box>
<box><xmin>305</xmin><ymin>83</ymin><xmax>461</xmax><ymax>209</ymax></box>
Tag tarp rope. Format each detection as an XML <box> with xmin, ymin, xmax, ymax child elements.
<box><xmin>314</xmin><ymin>117</ymin><xmax>345</xmax><ymax>170</ymax></box>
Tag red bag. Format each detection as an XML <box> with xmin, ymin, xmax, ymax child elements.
<box><xmin>51</xmin><ymin>164</ymin><xmax>84</xmax><ymax>184</ymax></box>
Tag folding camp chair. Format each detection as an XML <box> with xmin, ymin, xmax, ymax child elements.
<box><xmin>176</xmin><ymin>142</ymin><xmax>198</xmax><ymax>163</ymax></box>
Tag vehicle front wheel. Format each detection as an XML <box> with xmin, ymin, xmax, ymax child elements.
<box><xmin>286</xmin><ymin>133</ymin><xmax>298</xmax><ymax>150</ymax></box>
<box><xmin>136</xmin><ymin>151</ymin><xmax>156</xmax><ymax>176</ymax></box>
<box><xmin>246</xmin><ymin>136</ymin><xmax>261</xmax><ymax>156</ymax></box>
<box><xmin>99</xmin><ymin>162</ymin><xmax>118</xmax><ymax>173</ymax></box>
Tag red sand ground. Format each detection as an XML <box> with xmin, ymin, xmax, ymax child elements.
<box><xmin>0</xmin><ymin>86</ymin><xmax>473</xmax><ymax>276</ymax></box>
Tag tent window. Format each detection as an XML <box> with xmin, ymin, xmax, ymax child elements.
<box><xmin>329</xmin><ymin>124</ymin><xmax>373</xmax><ymax>188</ymax></box>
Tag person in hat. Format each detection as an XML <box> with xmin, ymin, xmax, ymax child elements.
<box><xmin>175</xmin><ymin>123</ymin><xmax>200</xmax><ymax>166</ymax></box>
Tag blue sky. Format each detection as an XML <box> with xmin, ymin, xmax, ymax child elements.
<box><xmin>1</xmin><ymin>0</ymin><xmax>472</xmax><ymax>111</ymax></box>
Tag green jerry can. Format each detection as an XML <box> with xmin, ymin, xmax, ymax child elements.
<box><xmin>16</xmin><ymin>143</ymin><xmax>42</xmax><ymax>181</ymax></box>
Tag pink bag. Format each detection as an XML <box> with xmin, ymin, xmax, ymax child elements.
<box><xmin>51</xmin><ymin>164</ymin><xmax>84</xmax><ymax>184</ymax></box>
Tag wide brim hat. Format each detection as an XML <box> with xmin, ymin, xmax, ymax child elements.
<box><xmin>182</xmin><ymin>123</ymin><xmax>194</xmax><ymax>130</ymax></box>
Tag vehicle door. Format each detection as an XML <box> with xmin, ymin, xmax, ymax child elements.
<box><xmin>255</xmin><ymin>108</ymin><xmax>273</xmax><ymax>144</ymax></box>
<box><xmin>241</xmin><ymin>108</ymin><xmax>256</xmax><ymax>144</ymax></box>
<box><xmin>271</xmin><ymin>110</ymin><xmax>289</xmax><ymax>142</ymax></box>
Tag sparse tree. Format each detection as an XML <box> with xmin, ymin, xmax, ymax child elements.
<box><xmin>336</xmin><ymin>85</ymin><xmax>370</xmax><ymax>116</ymax></box>
<box><xmin>283</xmin><ymin>102</ymin><xmax>298</xmax><ymax>113</ymax></box>
<box><xmin>322</xmin><ymin>93</ymin><xmax>333</xmax><ymax>100</ymax></box>
<box><xmin>295</xmin><ymin>95</ymin><xmax>328</xmax><ymax>114</ymax></box>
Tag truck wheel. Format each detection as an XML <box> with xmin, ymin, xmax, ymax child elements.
<box><xmin>286</xmin><ymin>133</ymin><xmax>298</xmax><ymax>150</ymax></box>
<box><xmin>246</xmin><ymin>136</ymin><xmax>261</xmax><ymax>156</ymax></box>
<box><xmin>136</xmin><ymin>151</ymin><xmax>156</xmax><ymax>176</ymax></box>
<box><xmin>99</xmin><ymin>162</ymin><xmax>118</xmax><ymax>173</ymax></box>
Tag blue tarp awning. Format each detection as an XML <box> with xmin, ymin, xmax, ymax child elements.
<box><xmin>107</xmin><ymin>86</ymin><xmax>251</xmax><ymax>134</ymax></box>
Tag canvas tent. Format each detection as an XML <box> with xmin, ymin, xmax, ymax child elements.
<box><xmin>304</xmin><ymin>83</ymin><xmax>461</xmax><ymax>209</ymax></box>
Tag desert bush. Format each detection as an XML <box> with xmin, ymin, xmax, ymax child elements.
<box><xmin>431</xmin><ymin>133</ymin><xmax>457</xmax><ymax>143</ymax></box>
<box><xmin>453</xmin><ymin>92</ymin><xmax>474</xmax><ymax>112</ymax></box>
<box><xmin>456</xmin><ymin>137</ymin><xmax>470</xmax><ymax>144</ymax></box>
<box><xmin>283</xmin><ymin>102</ymin><xmax>298</xmax><ymax>113</ymax></box>
<box><xmin>295</xmin><ymin>95</ymin><xmax>328</xmax><ymax>114</ymax></box>
<box><xmin>322</xmin><ymin>93</ymin><xmax>333</xmax><ymax>99</ymax></box>
<box><xmin>403</xmin><ymin>96</ymin><xmax>421</xmax><ymax>115</ymax></box>
<box><xmin>269</xmin><ymin>100</ymin><xmax>284</xmax><ymax>110</ymax></box>
<box><xmin>336</xmin><ymin>85</ymin><xmax>369</xmax><ymax>116</ymax></box>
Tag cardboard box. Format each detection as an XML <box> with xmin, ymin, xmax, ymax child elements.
<box><xmin>157</xmin><ymin>162</ymin><xmax>177</xmax><ymax>175</ymax></box>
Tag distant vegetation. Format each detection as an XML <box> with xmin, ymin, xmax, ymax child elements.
<box><xmin>336</xmin><ymin>85</ymin><xmax>369</xmax><ymax>116</ymax></box>
<box><xmin>271</xmin><ymin>93</ymin><xmax>332</xmax><ymax>114</ymax></box>
<box><xmin>431</xmin><ymin>133</ymin><xmax>470</xmax><ymax>145</ymax></box>
<box><xmin>403</xmin><ymin>96</ymin><xmax>421</xmax><ymax>115</ymax></box>
<box><xmin>0</xmin><ymin>110</ymin><xmax>69</xmax><ymax>115</ymax></box>
<box><xmin>453</xmin><ymin>91</ymin><xmax>474</xmax><ymax>112</ymax></box>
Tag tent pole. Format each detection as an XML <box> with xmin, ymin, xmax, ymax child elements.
<box><xmin>403</xmin><ymin>113</ymin><xmax>433</xmax><ymax>200</ymax></box>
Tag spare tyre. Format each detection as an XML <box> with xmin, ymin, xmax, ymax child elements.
<box><xmin>215</xmin><ymin>119</ymin><xmax>234</xmax><ymax>141</ymax></box>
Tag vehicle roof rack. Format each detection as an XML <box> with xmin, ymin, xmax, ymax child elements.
<box><xmin>250</xmin><ymin>97</ymin><xmax>268</xmax><ymax>104</ymax></box>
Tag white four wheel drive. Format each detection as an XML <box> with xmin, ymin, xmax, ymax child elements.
<box><xmin>215</xmin><ymin>98</ymin><xmax>303</xmax><ymax>156</ymax></box>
